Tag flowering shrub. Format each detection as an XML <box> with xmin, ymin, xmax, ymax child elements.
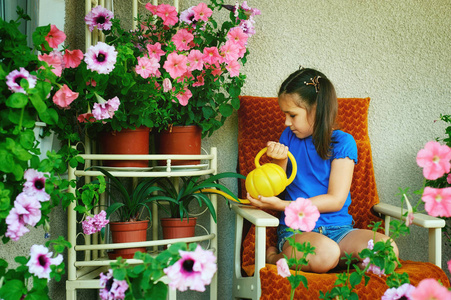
<box><xmin>102</xmin><ymin>242</ymin><xmax>216</xmax><ymax>299</ymax></box>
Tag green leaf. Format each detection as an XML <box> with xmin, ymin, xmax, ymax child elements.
<box><xmin>6</xmin><ymin>93</ymin><xmax>28</xmax><ymax>108</ymax></box>
<box><xmin>0</xmin><ymin>279</ymin><xmax>27</xmax><ymax>300</ymax></box>
<box><xmin>20</xmin><ymin>129</ymin><xmax>35</xmax><ymax>149</ymax></box>
<box><xmin>219</xmin><ymin>103</ymin><xmax>233</xmax><ymax>117</ymax></box>
<box><xmin>349</xmin><ymin>271</ymin><xmax>362</xmax><ymax>287</ymax></box>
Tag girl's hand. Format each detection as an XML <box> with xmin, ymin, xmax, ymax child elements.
<box><xmin>246</xmin><ymin>193</ymin><xmax>288</xmax><ymax>211</ymax></box>
<box><xmin>267</xmin><ymin>141</ymin><xmax>289</xmax><ymax>160</ymax></box>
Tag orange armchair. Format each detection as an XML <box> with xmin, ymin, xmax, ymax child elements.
<box><xmin>232</xmin><ymin>96</ymin><xmax>449</xmax><ymax>299</ymax></box>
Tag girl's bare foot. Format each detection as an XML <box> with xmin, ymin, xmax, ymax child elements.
<box><xmin>266</xmin><ymin>246</ymin><xmax>278</xmax><ymax>264</ymax></box>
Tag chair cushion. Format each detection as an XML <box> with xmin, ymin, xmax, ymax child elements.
<box><xmin>259</xmin><ymin>260</ymin><xmax>450</xmax><ymax>299</ymax></box>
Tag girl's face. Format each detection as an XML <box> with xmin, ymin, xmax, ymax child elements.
<box><xmin>278</xmin><ymin>93</ymin><xmax>315</xmax><ymax>139</ymax></box>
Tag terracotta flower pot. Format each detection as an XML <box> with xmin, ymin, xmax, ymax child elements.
<box><xmin>155</xmin><ymin>125</ymin><xmax>201</xmax><ymax>165</ymax></box>
<box><xmin>160</xmin><ymin>217</ymin><xmax>197</xmax><ymax>240</ymax></box>
<box><xmin>108</xmin><ymin>220</ymin><xmax>149</xmax><ymax>259</ymax></box>
<box><xmin>99</xmin><ymin>126</ymin><xmax>150</xmax><ymax>168</ymax></box>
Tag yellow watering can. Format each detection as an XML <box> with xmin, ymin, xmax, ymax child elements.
<box><xmin>200</xmin><ymin>147</ymin><xmax>297</xmax><ymax>205</ymax></box>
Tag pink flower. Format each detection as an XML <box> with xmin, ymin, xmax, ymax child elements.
<box><xmin>136</xmin><ymin>56</ymin><xmax>160</xmax><ymax>79</ymax></box>
<box><xmin>38</xmin><ymin>51</ymin><xmax>64</xmax><ymax>76</ymax></box>
<box><xmin>180</xmin><ymin>6</ymin><xmax>196</xmax><ymax>24</ymax></box>
<box><xmin>85</xmin><ymin>5</ymin><xmax>114</xmax><ymax>32</ymax></box>
<box><xmin>84</xmin><ymin>42</ymin><xmax>117</xmax><ymax>74</ymax></box>
<box><xmin>410</xmin><ymin>278</ymin><xmax>451</xmax><ymax>299</ymax></box>
<box><xmin>422</xmin><ymin>187</ymin><xmax>451</xmax><ymax>217</ymax></box>
<box><xmin>146</xmin><ymin>42</ymin><xmax>165</xmax><ymax>60</ymax></box>
<box><xmin>5</xmin><ymin>218</ymin><xmax>29</xmax><ymax>241</ymax></box>
<box><xmin>82</xmin><ymin>210</ymin><xmax>109</xmax><ymax>235</ymax></box>
<box><xmin>163</xmin><ymin>78</ymin><xmax>172</xmax><ymax>93</ymax></box>
<box><xmin>192</xmin><ymin>3</ymin><xmax>212</xmax><ymax>22</ymax></box>
<box><xmin>202</xmin><ymin>47</ymin><xmax>221</xmax><ymax>65</ymax></box>
<box><xmin>27</xmin><ymin>244</ymin><xmax>63</xmax><ymax>281</ymax></box>
<box><xmin>284</xmin><ymin>198</ymin><xmax>320</xmax><ymax>232</ymax></box>
<box><xmin>382</xmin><ymin>283</ymin><xmax>415</xmax><ymax>300</ymax></box>
<box><xmin>53</xmin><ymin>84</ymin><xmax>79</xmax><ymax>109</ymax></box>
<box><xmin>187</xmin><ymin>49</ymin><xmax>204</xmax><ymax>71</ymax></box>
<box><xmin>175</xmin><ymin>87</ymin><xmax>193</xmax><ymax>106</ymax></box>
<box><xmin>172</xmin><ymin>28</ymin><xmax>194</xmax><ymax>51</ymax></box>
<box><xmin>99</xmin><ymin>269</ymin><xmax>128</xmax><ymax>300</ymax></box>
<box><xmin>63</xmin><ymin>49</ymin><xmax>83</xmax><ymax>68</ymax></box>
<box><xmin>220</xmin><ymin>40</ymin><xmax>240</xmax><ymax>63</ymax></box>
<box><xmin>164</xmin><ymin>244</ymin><xmax>217</xmax><ymax>292</ymax></box>
<box><xmin>276</xmin><ymin>258</ymin><xmax>291</xmax><ymax>278</ymax></box>
<box><xmin>193</xmin><ymin>74</ymin><xmax>205</xmax><ymax>87</ymax></box>
<box><xmin>209</xmin><ymin>63</ymin><xmax>222</xmax><ymax>78</ymax></box>
<box><xmin>163</xmin><ymin>52</ymin><xmax>188</xmax><ymax>79</ymax></box>
<box><xmin>5</xmin><ymin>193</ymin><xmax>42</xmax><ymax>241</ymax></box>
<box><xmin>362</xmin><ymin>239</ymin><xmax>385</xmax><ymax>276</ymax></box>
<box><xmin>77</xmin><ymin>113</ymin><xmax>96</xmax><ymax>123</ymax></box>
<box><xmin>92</xmin><ymin>96</ymin><xmax>120</xmax><ymax>120</ymax></box>
<box><xmin>156</xmin><ymin>4</ymin><xmax>178</xmax><ymax>26</ymax></box>
<box><xmin>23</xmin><ymin>169</ymin><xmax>50</xmax><ymax>202</ymax></box>
<box><xmin>226</xmin><ymin>60</ymin><xmax>241</xmax><ymax>77</ymax></box>
<box><xmin>417</xmin><ymin>141</ymin><xmax>451</xmax><ymax>180</ymax></box>
<box><xmin>448</xmin><ymin>173</ymin><xmax>451</xmax><ymax>184</ymax></box>
<box><xmin>145</xmin><ymin>3</ymin><xmax>157</xmax><ymax>14</ymax></box>
<box><xmin>5</xmin><ymin>67</ymin><xmax>37</xmax><ymax>94</ymax></box>
<box><xmin>45</xmin><ymin>25</ymin><xmax>66</xmax><ymax>48</ymax></box>
<box><xmin>227</xmin><ymin>27</ymin><xmax>248</xmax><ymax>47</ymax></box>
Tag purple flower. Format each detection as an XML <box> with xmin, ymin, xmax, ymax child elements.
<box><xmin>23</xmin><ymin>169</ymin><xmax>50</xmax><ymax>202</ymax></box>
<box><xmin>164</xmin><ymin>244</ymin><xmax>217</xmax><ymax>292</ymax></box>
<box><xmin>84</xmin><ymin>42</ymin><xmax>117</xmax><ymax>74</ymax></box>
<box><xmin>99</xmin><ymin>269</ymin><xmax>128</xmax><ymax>300</ymax></box>
<box><xmin>5</xmin><ymin>67</ymin><xmax>37</xmax><ymax>94</ymax></box>
<box><xmin>382</xmin><ymin>283</ymin><xmax>415</xmax><ymax>300</ymax></box>
<box><xmin>362</xmin><ymin>239</ymin><xmax>385</xmax><ymax>276</ymax></box>
<box><xmin>5</xmin><ymin>192</ymin><xmax>42</xmax><ymax>241</ymax></box>
<box><xmin>180</xmin><ymin>6</ymin><xmax>196</xmax><ymax>24</ymax></box>
<box><xmin>82</xmin><ymin>210</ymin><xmax>109</xmax><ymax>235</ymax></box>
<box><xmin>26</xmin><ymin>244</ymin><xmax>63</xmax><ymax>281</ymax></box>
<box><xmin>85</xmin><ymin>5</ymin><xmax>114</xmax><ymax>32</ymax></box>
<box><xmin>92</xmin><ymin>96</ymin><xmax>120</xmax><ymax>120</ymax></box>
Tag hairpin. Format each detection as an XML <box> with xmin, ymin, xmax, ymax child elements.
<box><xmin>298</xmin><ymin>65</ymin><xmax>304</xmax><ymax>70</ymax></box>
<box><xmin>304</xmin><ymin>76</ymin><xmax>321</xmax><ymax>93</ymax></box>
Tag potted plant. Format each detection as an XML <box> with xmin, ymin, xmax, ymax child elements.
<box><xmin>155</xmin><ymin>172</ymin><xmax>245</xmax><ymax>239</ymax></box>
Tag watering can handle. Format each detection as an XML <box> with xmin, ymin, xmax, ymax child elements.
<box><xmin>254</xmin><ymin>147</ymin><xmax>298</xmax><ymax>185</ymax></box>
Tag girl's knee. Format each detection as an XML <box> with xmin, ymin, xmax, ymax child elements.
<box><xmin>309</xmin><ymin>241</ymin><xmax>340</xmax><ymax>273</ymax></box>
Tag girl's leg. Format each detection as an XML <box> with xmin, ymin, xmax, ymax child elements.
<box><xmin>267</xmin><ymin>232</ymin><xmax>341</xmax><ymax>273</ymax></box>
<box><xmin>338</xmin><ymin>229</ymin><xmax>399</xmax><ymax>269</ymax></box>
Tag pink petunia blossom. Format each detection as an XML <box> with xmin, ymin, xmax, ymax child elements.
<box><xmin>5</xmin><ymin>67</ymin><xmax>37</xmax><ymax>94</ymax></box>
<box><xmin>382</xmin><ymin>283</ymin><xmax>416</xmax><ymax>300</ymax></box>
<box><xmin>92</xmin><ymin>96</ymin><xmax>120</xmax><ymax>120</ymax></box>
<box><xmin>135</xmin><ymin>56</ymin><xmax>160</xmax><ymax>79</ymax></box>
<box><xmin>5</xmin><ymin>217</ymin><xmax>29</xmax><ymax>241</ymax></box>
<box><xmin>416</xmin><ymin>141</ymin><xmax>451</xmax><ymax>180</ymax></box>
<box><xmin>220</xmin><ymin>40</ymin><xmax>240</xmax><ymax>63</ymax></box>
<box><xmin>146</xmin><ymin>42</ymin><xmax>165</xmax><ymax>60</ymax></box>
<box><xmin>226</xmin><ymin>60</ymin><xmax>241</xmax><ymax>77</ymax></box>
<box><xmin>27</xmin><ymin>244</ymin><xmax>63</xmax><ymax>281</ymax></box>
<box><xmin>63</xmin><ymin>49</ymin><xmax>83</xmax><ymax>68</ymax></box>
<box><xmin>227</xmin><ymin>27</ymin><xmax>248</xmax><ymax>47</ymax></box>
<box><xmin>422</xmin><ymin>187</ymin><xmax>451</xmax><ymax>217</ymax></box>
<box><xmin>23</xmin><ymin>169</ymin><xmax>50</xmax><ymax>202</ymax></box>
<box><xmin>85</xmin><ymin>5</ymin><xmax>114</xmax><ymax>32</ymax></box>
<box><xmin>175</xmin><ymin>87</ymin><xmax>193</xmax><ymax>106</ymax></box>
<box><xmin>276</xmin><ymin>258</ymin><xmax>291</xmax><ymax>278</ymax></box>
<box><xmin>38</xmin><ymin>51</ymin><xmax>64</xmax><ymax>76</ymax></box>
<box><xmin>180</xmin><ymin>6</ymin><xmax>196</xmax><ymax>24</ymax></box>
<box><xmin>284</xmin><ymin>198</ymin><xmax>320</xmax><ymax>232</ymax></box>
<box><xmin>77</xmin><ymin>113</ymin><xmax>96</xmax><ymax>123</ymax></box>
<box><xmin>53</xmin><ymin>84</ymin><xmax>79</xmax><ymax>109</ymax></box>
<box><xmin>163</xmin><ymin>78</ymin><xmax>172</xmax><ymax>93</ymax></box>
<box><xmin>187</xmin><ymin>49</ymin><xmax>204</xmax><ymax>71</ymax></box>
<box><xmin>145</xmin><ymin>3</ymin><xmax>157</xmax><ymax>15</ymax></box>
<box><xmin>362</xmin><ymin>239</ymin><xmax>385</xmax><ymax>276</ymax></box>
<box><xmin>99</xmin><ymin>269</ymin><xmax>128</xmax><ymax>300</ymax></box>
<box><xmin>84</xmin><ymin>42</ymin><xmax>117</xmax><ymax>74</ymax></box>
<box><xmin>172</xmin><ymin>28</ymin><xmax>194</xmax><ymax>51</ymax></box>
<box><xmin>410</xmin><ymin>278</ymin><xmax>451</xmax><ymax>299</ymax></box>
<box><xmin>192</xmin><ymin>2</ymin><xmax>212</xmax><ymax>22</ymax></box>
<box><xmin>45</xmin><ymin>25</ymin><xmax>66</xmax><ymax>48</ymax></box>
<box><xmin>193</xmin><ymin>74</ymin><xmax>205</xmax><ymax>87</ymax></box>
<box><xmin>82</xmin><ymin>210</ymin><xmax>109</xmax><ymax>235</ymax></box>
<box><xmin>164</xmin><ymin>244</ymin><xmax>217</xmax><ymax>292</ymax></box>
<box><xmin>209</xmin><ymin>63</ymin><xmax>222</xmax><ymax>78</ymax></box>
<box><xmin>5</xmin><ymin>192</ymin><xmax>42</xmax><ymax>241</ymax></box>
<box><xmin>202</xmin><ymin>47</ymin><xmax>221</xmax><ymax>65</ymax></box>
<box><xmin>163</xmin><ymin>52</ymin><xmax>188</xmax><ymax>79</ymax></box>
<box><xmin>156</xmin><ymin>4</ymin><xmax>178</xmax><ymax>26</ymax></box>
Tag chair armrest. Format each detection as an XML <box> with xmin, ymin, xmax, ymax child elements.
<box><xmin>373</xmin><ymin>202</ymin><xmax>445</xmax><ymax>267</ymax></box>
<box><xmin>231</xmin><ymin>205</ymin><xmax>279</xmax><ymax>227</ymax></box>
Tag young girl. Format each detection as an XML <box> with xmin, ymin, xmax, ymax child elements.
<box><xmin>246</xmin><ymin>67</ymin><xmax>399</xmax><ymax>273</ymax></box>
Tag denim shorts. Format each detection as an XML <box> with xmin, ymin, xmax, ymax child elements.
<box><xmin>277</xmin><ymin>224</ymin><xmax>356</xmax><ymax>253</ymax></box>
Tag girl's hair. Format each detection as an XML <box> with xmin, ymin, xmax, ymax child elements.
<box><xmin>278</xmin><ymin>68</ymin><xmax>338</xmax><ymax>159</ymax></box>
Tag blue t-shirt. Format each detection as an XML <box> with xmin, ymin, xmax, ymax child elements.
<box><xmin>279</xmin><ymin>128</ymin><xmax>358</xmax><ymax>228</ymax></box>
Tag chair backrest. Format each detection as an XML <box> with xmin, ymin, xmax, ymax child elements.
<box><xmin>237</xmin><ymin>96</ymin><xmax>380</xmax><ymax>230</ymax></box>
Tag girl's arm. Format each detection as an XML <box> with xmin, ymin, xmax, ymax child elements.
<box><xmin>247</xmin><ymin>157</ymin><xmax>354</xmax><ymax>213</ymax></box>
